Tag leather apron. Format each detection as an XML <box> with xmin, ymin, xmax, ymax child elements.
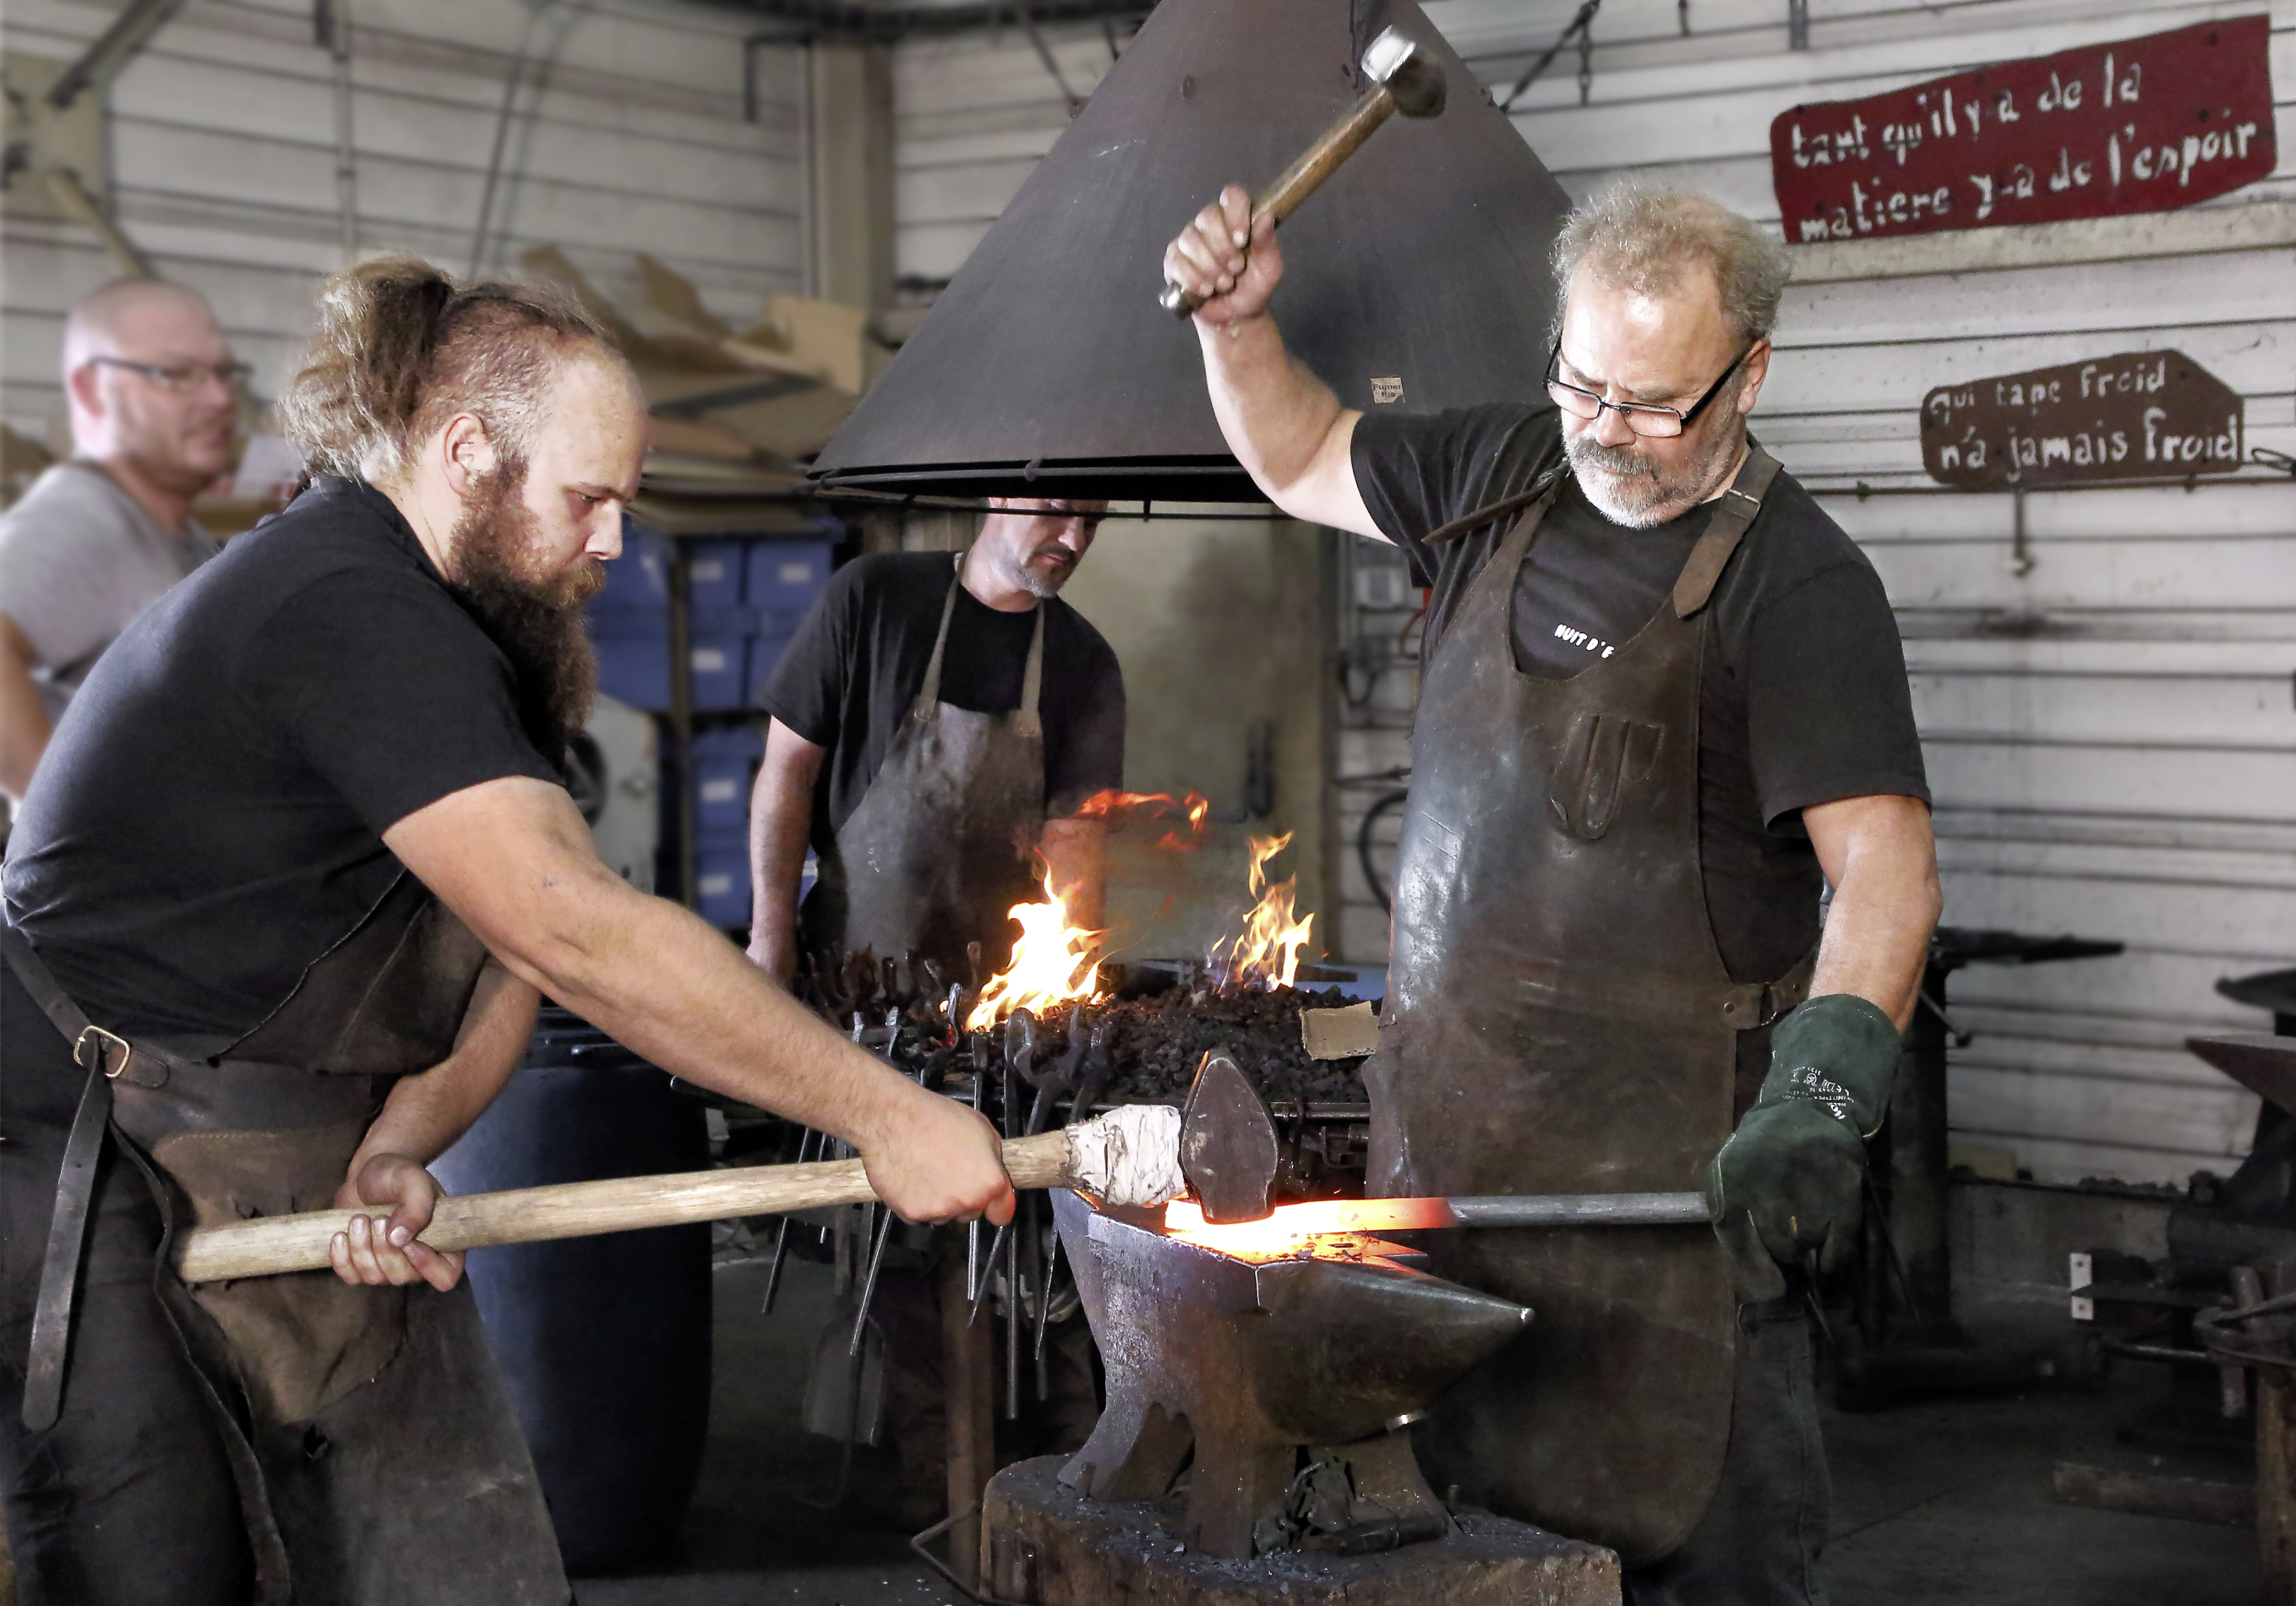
<box><xmin>1371</xmin><ymin>446</ymin><xmax>1805</xmax><ymax>1567</ymax></box>
<box><xmin>803</xmin><ymin>556</ymin><xmax>1049</xmax><ymax>975</ymax></box>
<box><xmin>9</xmin><ymin>871</ymin><xmax>568</xmax><ymax>1605</ymax></box>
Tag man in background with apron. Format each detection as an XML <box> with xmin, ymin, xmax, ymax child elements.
<box><xmin>744</xmin><ymin>499</ymin><xmax>1124</xmax><ymax>985</ymax></box>
<box><xmin>0</xmin><ymin>255</ymin><xmax>1013</xmax><ymax>1605</ymax></box>
<box><xmin>0</xmin><ymin>280</ymin><xmax>234</xmax><ymax>803</ymax></box>
<box><xmin>744</xmin><ymin>500</ymin><xmax>1123</xmax><ymax>1527</ymax></box>
<box><xmin>1164</xmin><ymin>184</ymin><xmax>1940</xmax><ymax>1602</ymax></box>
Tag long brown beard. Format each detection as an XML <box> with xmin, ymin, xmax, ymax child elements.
<box><xmin>443</xmin><ymin>465</ymin><xmax>603</xmax><ymax>747</ymax></box>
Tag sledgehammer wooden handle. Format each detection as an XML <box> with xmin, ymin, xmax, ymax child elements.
<box><xmin>174</xmin><ymin>1129</ymin><xmax>1073</xmax><ymax>1284</ymax></box>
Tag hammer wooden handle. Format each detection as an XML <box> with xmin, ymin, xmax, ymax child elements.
<box><xmin>1256</xmin><ymin>86</ymin><xmax>1401</xmax><ymax>230</ymax></box>
<box><xmin>1159</xmin><ymin>85</ymin><xmax>1399</xmax><ymax>318</ymax></box>
<box><xmin>174</xmin><ymin>1129</ymin><xmax>1072</xmax><ymax>1284</ymax></box>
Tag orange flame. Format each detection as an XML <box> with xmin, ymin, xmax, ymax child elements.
<box><xmin>1076</xmin><ymin>788</ymin><xmax>1213</xmax><ymax>852</ymax></box>
<box><xmin>1205</xmin><ymin>832</ymin><xmax>1315</xmax><ymax>991</ymax></box>
<box><xmin>963</xmin><ymin>810</ymin><xmax>1320</xmax><ymax>1030</ymax></box>
<box><xmin>964</xmin><ymin>864</ymin><xmax>1107</xmax><ymax>1032</ymax></box>
<box><xmin>1161</xmin><ymin>1197</ymin><xmax>1454</xmax><ymax>1263</ymax></box>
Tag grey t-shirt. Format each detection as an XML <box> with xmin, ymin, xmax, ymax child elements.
<box><xmin>0</xmin><ymin>462</ymin><xmax>216</xmax><ymax>719</ymax></box>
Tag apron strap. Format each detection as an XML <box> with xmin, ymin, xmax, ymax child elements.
<box><xmin>917</xmin><ymin>554</ymin><xmax>1049</xmax><ymax>739</ymax></box>
<box><xmin>1427</xmin><ymin>478</ymin><xmax>1562</xmax><ymax>658</ymax></box>
<box><xmin>1422</xmin><ymin>466</ymin><xmax>1568</xmax><ymax>549</ymax></box>
<box><xmin>913</xmin><ymin>557</ymin><xmax>964</xmax><ymax>714</ymax></box>
<box><xmin>1015</xmin><ymin>604</ymin><xmax>1045</xmax><ymax>740</ymax></box>
<box><xmin>1720</xmin><ymin>945</ymin><xmax>1819</xmax><ymax>1030</ymax></box>
<box><xmin>0</xmin><ymin>923</ymin><xmax>188</xmax><ymax>1432</ymax></box>
<box><xmin>1672</xmin><ymin>444</ymin><xmax>1783</xmax><ymax>619</ymax></box>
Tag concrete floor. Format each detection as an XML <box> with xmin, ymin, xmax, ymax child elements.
<box><xmin>575</xmin><ymin>1255</ymin><xmax>2261</xmax><ymax>1606</ymax></box>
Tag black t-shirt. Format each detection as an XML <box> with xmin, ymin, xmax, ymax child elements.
<box><xmin>761</xmin><ymin>551</ymin><xmax>1126</xmax><ymax>845</ymax></box>
<box><xmin>1351</xmin><ymin>403</ymin><xmax>1929</xmax><ymax>984</ymax></box>
<box><xmin>4</xmin><ymin>478</ymin><xmax>563</xmax><ymax>1040</ymax></box>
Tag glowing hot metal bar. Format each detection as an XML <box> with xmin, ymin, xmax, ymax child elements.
<box><xmin>1161</xmin><ymin>1191</ymin><xmax>1710</xmax><ymax>1258</ymax></box>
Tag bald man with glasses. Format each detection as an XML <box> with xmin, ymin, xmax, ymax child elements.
<box><xmin>1165</xmin><ymin>182</ymin><xmax>1939</xmax><ymax>1603</ymax></box>
<box><xmin>0</xmin><ymin>280</ymin><xmax>241</xmax><ymax>801</ymax></box>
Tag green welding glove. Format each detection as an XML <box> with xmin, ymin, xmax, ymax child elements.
<box><xmin>1705</xmin><ymin>992</ymin><xmax>1901</xmax><ymax>1303</ymax></box>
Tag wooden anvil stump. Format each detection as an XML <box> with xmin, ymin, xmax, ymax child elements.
<box><xmin>982</xmin><ymin>1455</ymin><xmax>1621</xmax><ymax>1605</ymax></box>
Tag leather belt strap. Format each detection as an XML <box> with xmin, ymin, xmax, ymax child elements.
<box><xmin>3</xmin><ymin>922</ymin><xmax>191</xmax><ymax>1432</ymax></box>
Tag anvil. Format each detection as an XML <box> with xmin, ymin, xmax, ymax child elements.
<box><xmin>1049</xmin><ymin>1185</ymin><xmax>1530</xmax><ymax>1558</ymax></box>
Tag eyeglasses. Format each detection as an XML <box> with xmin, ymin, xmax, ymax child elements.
<box><xmin>1545</xmin><ymin>339</ymin><xmax>1755</xmax><ymax>439</ymax></box>
<box><xmin>88</xmin><ymin>356</ymin><xmax>252</xmax><ymax>395</ymax></box>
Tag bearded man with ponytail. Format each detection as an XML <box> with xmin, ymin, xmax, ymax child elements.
<box><xmin>0</xmin><ymin>256</ymin><xmax>1014</xmax><ymax>1604</ymax></box>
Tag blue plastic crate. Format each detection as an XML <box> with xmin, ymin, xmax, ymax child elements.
<box><xmin>690</xmin><ymin>725</ymin><xmax>763</xmax><ymax>839</ymax></box>
<box><xmin>592</xmin><ymin>620</ymin><xmax>670</xmax><ymax>711</ymax></box>
<box><xmin>744</xmin><ymin>539</ymin><xmax>832</xmax><ymax>614</ymax></box>
<box><xmin>686</xmin><ymin>633</ymin><xmax>746</xmax><ymax>711</ymax></box>
<box><xmin>686</xmin><ymin>541</ymin><xmax>747</xmax><ymax>620</ymax></box>
<box><xmin>693</xmin><ymin>840</ymin><xmax>751</xmax><ymax>930</ymax></box>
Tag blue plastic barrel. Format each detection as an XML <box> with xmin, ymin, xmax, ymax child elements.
<box><xmin>433</xmin><ymin>1008</ymin><xmax>712</xmax><ymax>1574</ymax></box>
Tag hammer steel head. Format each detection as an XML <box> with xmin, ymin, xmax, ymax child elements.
<box><xmin>1179</xmin><ymin>1050</ymin><xmax>1281</xmax><ymax>1223</ymax></box>
<box><xmin>1361</xmin><ymin>27</ymin><xmax>1446</xmax><ymax>119</ymax></box>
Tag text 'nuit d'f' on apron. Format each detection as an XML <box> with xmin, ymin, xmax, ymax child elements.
<box><xmin>1371</xmin><ymin>445</ymin><xmax>1809</xmax><ymax>1567</ymax></box>
<box><xmin>804</xmin><ymin>553</ymin><xmax>1050</xmax><ymax>976</ymax></box>
<box><xmin>8</xmin><ymin>870</ymin><xmax>568</xmax><ymax>1606</ymax></box>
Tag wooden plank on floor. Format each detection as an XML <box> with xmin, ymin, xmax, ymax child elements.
<box><xmin>2049</xmin><ymin>1460</ymin><xmax>2255</xmax><ymax>1527</ymax></box>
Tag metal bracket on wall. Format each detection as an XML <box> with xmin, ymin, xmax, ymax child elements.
<box><xmin>1244</xmin><ymin>718</ymin><xmax>1276</xmax><ymax>818</ymax></box>
<box><xmin>3</xmin><ymin>0</ymin><xmax>184</xmax><ymax>276</ymax></box>
<box><xmin>2007</xmin><ymin>483</ymin><xmax>2034</xmax><ymax>577</ymax></box>
<box><xmin>1788</xmin><ymin>0</ymin><xmax>1810</xmax><ymax>51</ymax></box>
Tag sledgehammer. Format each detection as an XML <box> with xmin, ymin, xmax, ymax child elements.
<box><xmin>173</xmin><ymin>1096</ymin><xmax>1706</xmax><ymax>1283</ymax></box>
<box><xmin>174</xmin><ymin>1105</ymin><xmax>1188</xmax><ymax>1283</ymax></box>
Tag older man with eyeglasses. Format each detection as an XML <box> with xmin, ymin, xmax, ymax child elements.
<box><xmin>0</xmin><ymin>280</ymin><xmax>243</xmax><ymax>803</ymax></box>
<box><xmin>1164</xmin><ymin>183</ymin><xmax>1939</xmax><ymax>1603</ymax></box>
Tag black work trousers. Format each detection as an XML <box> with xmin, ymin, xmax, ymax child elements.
<box><xmin>1624</xmin><ymin>1300</ymin><xmax>1832</xmax><ymax>1606</ymax></box>
<box><xmin>0</xmin><ymin>1037</ymin><xmax>254</xmax><ymax>1605</ymax></box>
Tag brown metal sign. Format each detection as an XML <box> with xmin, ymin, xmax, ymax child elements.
<box><xmin>1920</xmin><ymin>350</ymin><xmax>2244</xmax><ymax>489</ymax></box>
<box><xmin>1773</xmin><ymin>16</ymin><xmax>2276</xmax><ymax>243</ymax></box>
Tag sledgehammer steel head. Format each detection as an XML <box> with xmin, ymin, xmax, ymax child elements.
<box><xmin>1179</xmin><ymin>1050</ymin><xmax>1281</xmax><ymax>1222</ymax></box>
<box><xmin>1159</xmin><ymin>27</ymin><xmax>1447</xmax><ymax>317</ymax></box>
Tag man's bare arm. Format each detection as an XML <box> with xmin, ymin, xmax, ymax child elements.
<box><xmin>747</xmin><ymin>718</ymin><xmax>826</xmax><ymax>983</ymax></box>
<box><xmin>1803</xmin><ymin>794</ymin><xmax>1942</xmax><ymax>1030</ymax></box>
<box><xmin>348</xmin><ymin>959</ymin><xmax>539</xmax><ymax>1169</ymax></box>
<box><xmin>383</xmin><ymin>775</ymin><xmax>1015</xmax><ymax>1226</ymax></box>
<box><xmin>330</xmin><ymin>959</ymin><xmax>539</xmax><ymax>1290</ymax></box>
<box><xmin>1163</xmin><ymin>187</ymin><xmax>1380</xmax><ymax>538</ymax></box>
<box><xmin>0</xmin><ymin>614</ymin><xmax>54</xmax><ymax>804</ymax></box>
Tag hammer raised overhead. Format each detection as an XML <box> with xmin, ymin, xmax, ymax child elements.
<box><xmin>1159</xmin><ymin>26</ymin><xmax>1448</xmax><ymax>317</ymax></box>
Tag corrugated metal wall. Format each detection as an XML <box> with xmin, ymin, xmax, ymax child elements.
<box><xmin>892</xmin><ymin>22</ymin><xmax>1118</xmax><ymax>287</ymax></box>
<box><xmin>3</xmin><ymin>0</ymin><xmax>804</xmax><ymax>446</ymax></box>
<box><xmin>892</xmin><ymin>0</ymin><xmax>2296</xmax><ymax>1188</ymax></box>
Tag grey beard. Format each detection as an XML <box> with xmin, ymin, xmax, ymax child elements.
<box><xmin>1567</xmin><ymin>406</ymin><xmax>1746</xmax><ymax>527</ymax></box>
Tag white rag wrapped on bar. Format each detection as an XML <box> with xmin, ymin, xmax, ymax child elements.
<box><xmin>1065</xmin><ymin>1104</ymin><xmax>1185</xmax><ymax>1207</ymax></box>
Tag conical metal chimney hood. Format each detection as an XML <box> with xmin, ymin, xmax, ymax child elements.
<box><xmin>811</xmin><ymin>0</ymin><xmax>1572</xmax><ymax>503</ymax></box>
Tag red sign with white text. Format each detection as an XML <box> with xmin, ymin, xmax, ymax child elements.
<box><xmin>1771</xmin><ymin>16</ymin><xmax>2276</xmax><ymax>244</ymax></box>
